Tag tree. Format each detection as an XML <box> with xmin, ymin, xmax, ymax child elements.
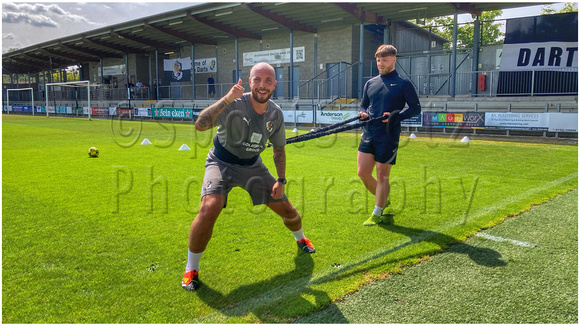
<box><xmin>542</xmin><ymin>2</ymin><xmax>578</xmax><ymax>14</ymax></box>
<box><xmin>418</xmin><ymin>10</ymin><xmax>504</xmax><ymax>50</ymax></box>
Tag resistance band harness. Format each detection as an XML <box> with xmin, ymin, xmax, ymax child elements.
<box><xmin>268</xmin><ymin>114</ymin><xmax>387</xmax><ymax>147</ymax></box>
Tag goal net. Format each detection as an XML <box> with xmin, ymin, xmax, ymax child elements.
<box><xmin>45</xmin><ymin>81</ymin><xmax>91</xmax><ymax>119</ymax></box>
<box><xmin>6</xmin><ymin>87</ymin><xmax>34</xmax><ymax>115</ymax></box>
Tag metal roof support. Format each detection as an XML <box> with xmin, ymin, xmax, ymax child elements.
<box><xmin>43</xmin><ymin>47</ymin><xmax>95</xmax><ymax>63</ymax></box>
<box><xmin>450</xmin><ymin>11</ymin><xmax>458</xmax><ymax>98</ymax></box>
<box><xmin>78</xmin><ymin>62</ymin><xmax>84</xmax><ymax>81</ymax></box>
<box><xmin>114</xmin><ymin>30</ymin><xmax>178</xmax><ymax>53</ymax></box>
<box><xmin>314</xmin><ymin>33</ymin><xmax>318</xmax><ymax>98</ymax></box>
<box><xmin>241</xmin><ymin>3</ymin><xmax>317</xmax><ymax>34</ymax></box>
<box><xmin>290</xmin><ymin>29</ymin><xmax>294</xmax><ymax>99</ymax></box>
<box><xmin>125</xmin><ymin>53</ymin><xmax>131</xmax><ymax>108</ymax></box>
<box><xmin>215</xmin><ymin>46</ymin><xmax>219</xmax><ymax>86</ymax></box>
<box><xmin>147</xmin><ymin>53</ymin><xmax>152</xmax><ymax>101</ymax></box>
<box><xmin>235</xmin><ymin>38</ymin><xmax>239</xmax><ymax>82</ymax></box>
<box><xmin>359</xmin><ymin>23</ymin><xmax>364</xmax><ymax>99</ymax></box>
<box><xmin>155</xmin><ymin>50</ymin><xmax>160</xmax><ymax>100</ymax></box>
<box><xmin>147</xmin><ymin>20</ymin><xmax>216</xmax><ymax>46</ymax></box>
<box><xmin>383</xmin><ymin>21</ymin><xmax>391</xmax><ymax>44</ymax></box>
<box><xmin>49</xmin><ymin>57</ymin><xmax>53</xmax><ymax>84</ymax></box>
<box><xmin>333</xmin><ymin>3</ymin><xmax>383</xmax><ymax>25</ymax></box>
<box><xmin>191</xmin><ymin>44</ymin><xmax>196</xmax><ymax>100</ymax></box>
<box><xmin>100</xmin><ymin>57</ymin><xmax>104</xmax><ymax>86</ymax></box>
<box><xmin>471</xmin><ymin>16</ymin><xmax>481</xmax><ymax>97</ymax></box>
<box><xmin>99</xmin><ymin>57</ymin><xmax>104</xmax><ymax>101</ymax></box>
<box><xmin>61</xmin><ymin>42</ymin><xmax>122</xmax><ymax>59</ymax></box>
<box><xmin>189</xmin><ymin>14</ymin><xmax>261</xmax><ymax>40</ymax></box>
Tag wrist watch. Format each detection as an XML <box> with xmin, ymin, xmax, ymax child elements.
<box><xmin>277</xmin><ymin>178</ymin><xmax>287</xmax><ymax>185</ymax></box>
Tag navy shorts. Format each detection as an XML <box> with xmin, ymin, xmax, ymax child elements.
<box><xmin>358</xmin><ymin>132</ymin><xmax>399</xmax><ymax>164</ymax></box>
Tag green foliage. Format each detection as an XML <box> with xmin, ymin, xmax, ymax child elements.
<box><xmin>542</xmin><ymin>2</ymin><xmax>578</xmax><ymax>14</ymax></box>
<box><xmin>419</xmin><ymin>10</ymin><xmax>504</xmax><ymax>49</ymax></box>
<box><xmin>2</xmin><ymin>115</ymin><xmax>578</xmax><ymax>323</ymax></box>
<box><xmin>3</xmin><ymin>69</ymin><xmax>77</xmax><ymax>85</ymax></box>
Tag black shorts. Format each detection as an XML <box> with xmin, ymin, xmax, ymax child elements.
<box><xmin>201</xmin><ymin>149</ymin><xmax>287</xmax><ymax>206</ymax></box>
<box><xmin>358</xmin><ymin>132</ymin><xmax>399</xmax><ymax>164</ymax></box>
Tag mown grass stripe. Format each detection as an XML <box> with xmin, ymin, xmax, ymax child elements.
<box><xmin>188</xmin><ymin>171</ymin><xmax>578</xmax><ymax>323</ymax></box>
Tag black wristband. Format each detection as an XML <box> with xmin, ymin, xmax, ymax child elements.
<box><xmin>277</xmin><ymin>178</ymin><xmax>287</xmax><ymax>185</ymax></box>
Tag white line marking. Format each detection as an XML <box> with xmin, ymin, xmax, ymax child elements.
<box><xmin>188</xmin><ymin>171</ymin><xmax>577</xmax><ymax>323</ymax></box>
<box><xmin>475</xmin><ymin>232</ymin><xmax>535</xmax><ymax>247</ymax></box>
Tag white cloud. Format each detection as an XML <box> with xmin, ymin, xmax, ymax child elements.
<box><xmin>1</xmin><ymin>2</ymin><xmax>195</xmax><ymax>53</ymax></box>
<box><xmin>2</xmin><ymin>2</ymin><xmax>98</xmax><ymax>27</ymax></box>
<box><xmin>2</xmin><ymin>11</ymin><xmax>58</xmax><ymax>27</ymax></box>
<box><xmin>47</xmin><ymin>4</ymin><xmax>68</xmax><ymax>15</ymax></box>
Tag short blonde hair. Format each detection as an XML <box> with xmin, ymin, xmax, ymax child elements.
<box><xmin>374</xmin><ymin>44</ymin><xmax>397</xmax><ymax>58</ymax></box>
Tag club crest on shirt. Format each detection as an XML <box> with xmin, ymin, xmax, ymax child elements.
<box><xmin>266</xmin><ymin>121</ymin><xmax>273</xmax><ymax>132</ymax></box>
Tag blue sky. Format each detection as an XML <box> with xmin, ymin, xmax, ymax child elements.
<box><xmin>1</xmin><ymin>1</ymin><xmax>568</xmax><ymax>53</ymax></box>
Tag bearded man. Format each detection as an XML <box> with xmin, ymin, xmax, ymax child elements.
<box><xmin>181</xmin><ymin>62</ymin><xmax>315</xmax><ymax>291</ymax></box>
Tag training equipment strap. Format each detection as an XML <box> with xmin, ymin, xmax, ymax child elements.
<box><xmin>269</xmin><ymin>114</ymin><xmax>386</xmax><ymax>147</ymax></box>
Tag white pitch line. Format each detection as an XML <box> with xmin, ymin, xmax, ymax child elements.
<box><xmin>188</xmin><ymin>171</ymin><xmax>576</xmax><ymax>323</ymax></box>
<box><xmin>475</xmin><ymin>232</ymin><xmax>535</xmax><ymax>247</ymax></box>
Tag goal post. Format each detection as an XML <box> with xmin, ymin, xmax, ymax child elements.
<box><xmin>45</xmin><ymin>81</ymin><xmax>91</xmax><ymax>119</ymax></box>
<box><xmin>6</xmin><ymin>87</ymin><xmax>34</xmax><ymax>115</ymax></box>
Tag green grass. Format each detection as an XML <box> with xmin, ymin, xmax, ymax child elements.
<box><xmin>297</xmin><ymin>188</ymin><xmax>578</xmax><ymax>323</ymax></box>
<box><xmin>2</xmin><ymin>115</ymin><xmax>578</xmax><ymax>323</ymax></box>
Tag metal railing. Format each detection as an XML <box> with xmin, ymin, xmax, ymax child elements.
<box><xmin>402</xmin><ymin>68</ymin><xmax>578</xmax><ymax>97</ymax></box>
<box><xmin>298</xmin><ymin>62</ymin><xmax>343</xmax><ymax>100</ymax></box>
<box><xmin>2</xmin><ymin>67</ymin><xmax>577</xmax><ymax>107</ymax></box>
<box><xmin>317</xmin><ymin>62</ymin><xmax>359</xmax><ymax>106</ymax></box>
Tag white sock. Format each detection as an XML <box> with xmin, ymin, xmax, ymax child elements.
<box><xmin>292</xmin><ymin>228</ymin><xmax>305</xmax><ymax>241</ymax></box>
<box><xmin>186</xmin><ymin>250</ymin><xmax>203</xmax><ymax>272</ymax></box>
<box><xmin>372</xmin><ymin>205</ymin><xmax>383</xmax><ymax>216</ymax></box>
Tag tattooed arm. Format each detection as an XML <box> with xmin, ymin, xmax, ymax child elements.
<box><xmin>273</xmin><ymin>146</ymin><xmax>286</xmax><ymax>180</ymax></box>
<box><xmin>195</xmin><ymin>79</ymin><xmax>244</xmax><ymax>131</ymax></box>
<box><xmin>271</xmin><ymin>146</ymin><xmax>286</xmax><ymax>199</ymax></box>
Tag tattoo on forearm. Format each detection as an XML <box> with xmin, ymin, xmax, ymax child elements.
<box><xmin>273</xmin><ymin>146</ymin><xmax>286</xmax><ymax>179</ymax></box>
<box><xmin>195</xmin><ymin>97</ymin><xmax>230</xmax><ymax>130</ymax></box>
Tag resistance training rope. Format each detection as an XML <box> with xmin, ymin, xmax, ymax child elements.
<box><xmin>268</xmin><ymin>114</ymin><xmax>388</xmax><ymax>147</ymax></box>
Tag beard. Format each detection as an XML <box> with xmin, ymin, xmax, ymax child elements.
<box><xmin>251</xmin><ymin>88</ymin><xmax>273</xmax><ymax>104</ymax></box>
<box><xmin>379</xmin><ymin>66</ymin><xmax>395</xmax><ymax>76</ymax></box>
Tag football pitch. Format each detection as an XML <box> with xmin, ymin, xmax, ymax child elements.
<box><xmin>2</xmin><ymin>115</ymin><xmax>578</xmax><ymax>323</ymax></box>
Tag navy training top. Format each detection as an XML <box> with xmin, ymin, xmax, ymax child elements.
<box><xmin>359</xmin><ymin>70</ymin><xmax>421</xmax><ymax>135</ymax></box>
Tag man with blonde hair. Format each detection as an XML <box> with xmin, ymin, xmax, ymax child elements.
<box><xmin>357</xmin><ymin>44</ymin><xmax>421</xmax><ymax>226</ymax></box>
<box><xmin>182</xmin><ymin>62</ymin><xmax>315</xmax><ymax>291</ymax></box>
